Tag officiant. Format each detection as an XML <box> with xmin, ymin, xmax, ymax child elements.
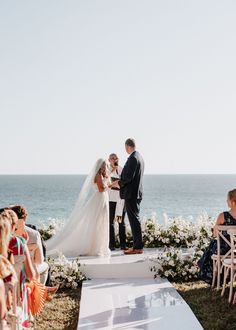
<box><xmin>108</xmin><ymin>153</ymin><xmax>127</xmax><ymax>250</ymax></box>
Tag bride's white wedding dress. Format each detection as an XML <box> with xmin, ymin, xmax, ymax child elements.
<box><xmin>46</xmin><ymin>159</ymin><xmax>110</xmax><ymax>257</ymax></box>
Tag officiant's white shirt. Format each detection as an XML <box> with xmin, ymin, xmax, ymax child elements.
<box><xmin>108</xmin><ymin>165</ymin><xmax>122</xmax><ymax>203</ymax></box>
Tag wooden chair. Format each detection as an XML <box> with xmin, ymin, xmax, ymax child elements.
<box><xmin>221</xmin><ymin>228</ymin><xmax>236</xmax><ymax>303</ymax></box>
<box><xmin>211</xmin><ymin>225</ymin><xmax>235</xmax><ymax>290</ymax></box>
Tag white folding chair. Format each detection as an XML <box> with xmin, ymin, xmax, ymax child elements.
<box><xmin>221</xmin><ymin>228</ymin><xmax>236</xmax><ymax>303</ymax></box>
<box><xmin>211</xmin><ymin>225</ymin><xmax>235</xmax><ymax>290</ymax></box>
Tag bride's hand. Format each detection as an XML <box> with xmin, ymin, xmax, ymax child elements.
<box><xmin>110</xmin><ymin>180</ymin><xmax>120</xmax><ymax>188</ymax></box>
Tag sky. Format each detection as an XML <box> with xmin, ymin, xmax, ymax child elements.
<box><xmin>0</xmin><ymin>0</ymin><xmax>236</xmax><ymax>174</ymax></box>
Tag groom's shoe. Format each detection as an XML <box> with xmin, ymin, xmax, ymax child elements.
<box><xmin>124</xmin><ymin>248</ymin><xmax>144</xmax><ymax>255</ymax></box>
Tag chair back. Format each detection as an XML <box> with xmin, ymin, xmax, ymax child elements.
<box><xmin>227</xmin><ymin>228</ymin><xmax>236</xmax><ymax>263</ymax></box>
<box><xmin>215</xmin><ymin>225</ymin><xmax>236</xmax><ymax>261</ymax></box>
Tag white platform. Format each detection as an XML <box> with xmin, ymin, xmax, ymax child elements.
<box><xmin>78</xmin><ymin>278</ymin><xmax>203</xmax><ymax>330</ymax></box>
<box><xmin>79</xmin><ymin>249</ymin><xmax>161</xmax><ymax>278</ymax></box>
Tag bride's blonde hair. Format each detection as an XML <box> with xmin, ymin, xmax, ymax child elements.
<box><xmin>97</xmin><ymin>160</ymin><xmax>108</xmax><ymax>178</ymax></box>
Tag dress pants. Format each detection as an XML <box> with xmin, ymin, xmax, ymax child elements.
<box><xmin>125</xmin><ymin>198</ymin><xmax>143</xmax><ymax>249</ymax></box>
<box><xmin>109</xmin><ymin>201</ymin><xmax>126</xmax><ymax>249</ymax></box>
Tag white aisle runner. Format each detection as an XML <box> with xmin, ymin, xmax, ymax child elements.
<box><xmin>78</xmin><ymin>278</ymin><xmax>203</xmax><ymax>330</ymax></box>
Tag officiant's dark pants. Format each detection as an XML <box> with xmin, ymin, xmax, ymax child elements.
<box><xmin>125</xmin><ymin>198</ymin><xmax>144</xmax><ymax>249</ymax></box>
<box><xmin>109</xmin><ymin>201</ymin><xmax>126</xmax><ymax>249</ymax></box>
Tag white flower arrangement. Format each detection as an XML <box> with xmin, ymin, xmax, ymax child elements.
<box><xmin>129</xmin><ymin>213</ymin><xmax>214</xmax><ymax>250</ymax></box>
<box><xmin>150</xmin><ymin>247</ymin><xmax>202</xmax><ymax>282</ymax></box>
<box><xmin>144</xmin><ymin>213</ymin><xmax>215</xmax><ymax>282</ymax></box>
<box><xmin>48</xmin><ymin>254</ymin><xmax>86</xmax><ymax>289</ymax></box>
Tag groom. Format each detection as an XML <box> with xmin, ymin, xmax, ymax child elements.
<box><xmin>117</xmin><ymin>138</ymin><xmax>144</xmax><ymax>254</ymax></box>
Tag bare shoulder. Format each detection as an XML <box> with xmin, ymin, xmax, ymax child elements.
<box><xmin>215</xmin><ymin>212</ymin><xmax>225</xmax><ymax>225</ymax></box>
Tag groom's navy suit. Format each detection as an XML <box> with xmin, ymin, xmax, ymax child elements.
<box><xmin>119</xmin><ymin>151</ymin><xmax>144</xmax><ymax>249</ymax></box>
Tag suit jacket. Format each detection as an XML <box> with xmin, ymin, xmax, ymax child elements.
<box><xmin>119</xmin><ymin>151</ymin><xmax>144</xmax><ymax>200</ymax></box>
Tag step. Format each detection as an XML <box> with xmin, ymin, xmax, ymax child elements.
<box><xmin>77</xmin><ymin>278</ymin><xmax>203</xmax><ymax>330</ymax></box>
<box><xmin>79</xmin><ymin>249</ymin><xmax>160</xmax><ymax>278</ymax></box>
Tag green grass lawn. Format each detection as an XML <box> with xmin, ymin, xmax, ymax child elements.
<box><xmin>174</xmin><ymin>281</ymin><xmax>236</xmax><ymax>330</ymax></box>
<box><xmin>34</xmin><ymin>287</ymin><xmax>81</xmax><ymax>330</ymax></box>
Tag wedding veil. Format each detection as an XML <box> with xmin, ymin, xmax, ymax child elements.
<box><xmin>46</xmin><ymin>158</ymin><xmax>106</xmax><ymax>254</ymax></box>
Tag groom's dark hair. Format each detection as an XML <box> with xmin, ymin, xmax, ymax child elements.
<box><xmin>125</xmin><ymin>138</ymin><xmax>136</xmax><ymax>148</ymax></box>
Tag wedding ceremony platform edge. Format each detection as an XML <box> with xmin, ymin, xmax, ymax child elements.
<box><xmin>77</xmin><ymin>249</ymin><xmax>203</xmax><ymax>330</ymax></box>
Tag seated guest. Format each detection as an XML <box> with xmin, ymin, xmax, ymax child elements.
<box><xmin>1</xmin><ymin>209</ymin><xmax>58</xmax><ymax>323</ymax></box>
<box><xmin>26</xmin><ymin>227</ymin><xmax>49</xmax><ymax>284</ymax></box>
<box><xmin>0</xmin><ymin>257</ymin><xmax>18</xmax><ymax>329</ymax></box>
<box><xmin>0</xmin><ymin>213</ymin><xmax>18</xmax><ymax>330</ymax></box>
<box><xmin>1</xmin><ymin>209</ymin><xmax>35</xmax><ymax>328</ymax></box>
<box><xmin>214</xmin><ymin>189</ymin><xmax>236</xmax><ymax>252</ymax></box>
<box><xmin>0</xmin><ymin>211</ymin><xmax>18</xmax><ymax>288</ymax></box>
<box><xmin>198</xmin><ymin>189</ymin><xmax>236</xmax><ymax>284</ymax></box>
<box><xmin>10</xmin><ymin>205</ymin><xmax>49</xmax><ymax>285</ymax></box>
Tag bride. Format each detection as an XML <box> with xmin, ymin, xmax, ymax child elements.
<box><xmin>46</xmin><ymin>158</ymin><xmax>116</xmax><ymax>257</ymax></box>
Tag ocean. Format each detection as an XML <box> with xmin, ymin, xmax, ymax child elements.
<box><xmin>0</xmin><ymin>175</ymin><xmax>236</xmax><ymax>227</ymax></box>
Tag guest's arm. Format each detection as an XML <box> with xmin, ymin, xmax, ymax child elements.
<box><xmin>213</xmin><ymin>213</ymin><xmax>224</xmax><ymax>237</ymax></box>
<box><xmin>35</xmin><ymin>232</ymin><xmax>44</xmax><ymax>264</ymax></box>
<box><xmin>28</xmin><ymin>243</ymin><xmax>43</xmax><ymax>265</ymax></box>
<box><xmin>24</xmin><ymin>245</ymin><xmax>36</xmax><ymax>281</ymax></box>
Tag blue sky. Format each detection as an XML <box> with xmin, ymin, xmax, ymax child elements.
<box><xmin>0</xmin><ymin>0</ymin><xmax>236</xmax><ymax>174</ymax></box>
